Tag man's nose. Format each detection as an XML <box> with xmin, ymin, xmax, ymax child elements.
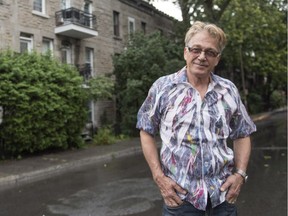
<box><xmin>198</xmin><ymin>51</ymin><xmax>206</xmax><ymax>60</ymax></box>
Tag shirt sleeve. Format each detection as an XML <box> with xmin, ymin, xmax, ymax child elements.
<box><xmin>229</xmin><ymin>86</ymin><xmax>257</xmax><ymax>140</ymax></box>
<box><xmin>136</xmin><ymin>81</ymin><xmax>162</xmax><ymax>136</ymax></box>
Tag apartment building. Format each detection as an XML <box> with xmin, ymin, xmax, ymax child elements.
<box><xmin>0</xmin><ymin>0</ymin><xmax>175</xmax><ymax>131</ymax></box>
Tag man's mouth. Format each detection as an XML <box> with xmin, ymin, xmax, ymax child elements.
<box><xmin>193</xmin><ymin>62</ymin><xmax>208</xmax><ymax>67</ymax></box>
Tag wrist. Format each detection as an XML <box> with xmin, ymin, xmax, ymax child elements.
<box><xmin>234</xmin><ymin>168</ymin><xmax>248</xmax><ymax>183</ymax></box>
<box><xmin>153</xmin><ymin>171</ymin><xmax>165</xmax><ymax>183</ymax></box>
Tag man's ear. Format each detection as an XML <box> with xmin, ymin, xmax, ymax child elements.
<box><xmin>184</xmin><ymin>47</ymin><xmax>188</xmax><ymax>60</ymax></box>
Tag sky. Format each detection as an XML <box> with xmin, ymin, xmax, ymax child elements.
<box><xmin>151</xmin><ymin>0</ymin><xmax>182</xmax><ymax>21</ymax></box>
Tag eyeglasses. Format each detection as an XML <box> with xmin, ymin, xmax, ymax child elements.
<box><xmin>186</xmin><ymin>46</ymin><xmax>220</xmax><ymax>58</ymax></box>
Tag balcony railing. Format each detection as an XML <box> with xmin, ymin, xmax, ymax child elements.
<box><xmin>77</xmin><ymin>64</ymin><xmax>92</xmax><ymax>82</ymax></box>
<box><xmin>55</xmin><ymin>7</ymin><xmax>97</xmax><ymax>29</ymax></box>
<box><xmin>55</xmin><ymin>7</ymin><xmax>98</xmax><ymax>39</ymax></box>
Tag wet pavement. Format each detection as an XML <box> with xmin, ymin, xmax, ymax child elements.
<box><xmin>0</xmin><ymin>109</ymin><xmax>286</xmax><ymax>216</ymax></box>
<box><xmin>237</xmin><ymin>110</ymin><xmax>287</xmax><ymax>216</ymax></box>
<box><xmin>0</xmin><ymin>153</ymin><xmax>161</xmax><ymax>216</ymax></box>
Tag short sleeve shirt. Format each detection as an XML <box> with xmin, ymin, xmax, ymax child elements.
<box><xmin>136</xmin><ymin>67</ymin><xmax>256</xmax><ymax>210</ymax></box>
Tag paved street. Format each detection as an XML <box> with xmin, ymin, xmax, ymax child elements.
<box><xmin>0</xmin><ymin>110</ymin><xmax>286</xmax><ymax>216</ymax></box>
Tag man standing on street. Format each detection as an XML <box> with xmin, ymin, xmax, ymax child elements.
<box><xmin>136</xmin><ymin>21</ymin><xmax>256</xmax><ymax>215</ymax></box>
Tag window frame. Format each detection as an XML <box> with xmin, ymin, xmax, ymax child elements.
<box><xmin>42</xmin><ymin>38</ymin><xmax>53</xmax><ymax>54</ymax></box>
<box><xmin>85</xmin><ymin>47</ymin><xmax>94</xmax><ymax>77</ymax></box>
<box><xmin>128</xmin><ymin>17</ymin><xmax>135</xmax><ymax>35</ymax></box>
<box><xmin>20</xmin><ymin>33</ymin><xmax>33</xmax><ymax>53</ymax></box>
<box><xmin>83</xmin><ymin>2</ymin><xmax>93</xmax><ymax>28</ymax></box>
<box><xmin>33</xmin><ymin>0</ymin><xmax>46</xmax><ymax>15</ymax></box>
<box><xmin>141</xmin><ymin>21</ymin><xmax>146</xmax><ymax>34</ymax></box>
<box><xmin>61</xmin><ymin>0</ymin><xmax>70</xmax><ymax>9</ymax></box>
<box><xmin>113</xmin><ymin>11</ymin><xmax>120</xmax><ymax>37</ymax></box>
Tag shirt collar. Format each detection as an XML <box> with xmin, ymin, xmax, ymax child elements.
<box><xmin>172</xmin><ymin>66</ymin><xmax>220</xmax><ymax>87</ymax></box>
<box><xmin>171</xmin><ymin>66</ymin><xmax>189</xmax><ymax>84</ymax></box>
<box><xmin>171</xmin><ymin>67</ymin><xmax>228</xmax><ymax>95</ymax></box>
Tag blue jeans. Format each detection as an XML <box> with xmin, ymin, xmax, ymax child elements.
<box><xmin>163</xmin><ymin>199</ymin><xmax>237</xmax><ymax>216</ymax></box>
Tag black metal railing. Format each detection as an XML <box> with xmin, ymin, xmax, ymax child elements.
<box><xmin>77</xmin><ymin>63</ymin><xmax>92</xmax><ymax>82</ymax></box>
<box><xmin>55</xmin><ymin>7</ymin><xmax>97</xmax><ymax>30</ymax></box>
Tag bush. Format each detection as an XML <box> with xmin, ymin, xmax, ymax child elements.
<box><xmin>270</xmin><ymin>90</ymin><xmax>287</xmax><ymax>110</ymax></box>
<box><xmin>247</xmin><ymin>92</ymin><xmax>264</xmax><ymax>114</ymax></box>
<box><xmin>92</xmin><ymin>125</ymin><xmax>129</xmax><ymax>146</ymax></box>
<box><xmin>93</xmin><ymin>126</ymin><xmax>116</xmax><ymax>145</ymax></box>
<box><xmin>0</xmin><ymin>51</ymin><xmax>88</xmax><ymax>157</ymax></box>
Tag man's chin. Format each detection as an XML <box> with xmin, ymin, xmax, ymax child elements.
<box><xmin>192</xmin><ymin>69</ymin><xmax>209</xmax><ymax>76</ymax></box>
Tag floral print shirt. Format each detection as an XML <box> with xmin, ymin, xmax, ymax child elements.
<box><xmin>136</xmin><ymin>67</ymin><xmax>256</xmax><ymax>210</ymax></box>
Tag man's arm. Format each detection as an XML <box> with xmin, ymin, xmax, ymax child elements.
<box><xmin>233</xmin><ymin>136</ymin><xmax>251</xmax><ymax>173</ymax></box>
<box><xmin>221</xmin><ymin>136</ymin><xmax>252</xmax><ymax>203</ymax></box>
<box><xmin>139</xmin><ymin>130</ymin><xmax>186</xmax><ymax>206</ymax></box>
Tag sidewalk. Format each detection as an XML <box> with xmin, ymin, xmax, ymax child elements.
<box><xmin>0</xmin><ymin>108</ymin><xmax>286</xmax><ymax>190</ymax></box>
<box><xmin>0</xmin><ymin>138</ymin><xmax>143</xmax><ymax>190</ymax></box>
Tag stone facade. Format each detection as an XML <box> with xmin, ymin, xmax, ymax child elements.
<box><xmin>0</xmin><ymin>0</ymin><xmax>175</xmax><ymax>129</ymax></box>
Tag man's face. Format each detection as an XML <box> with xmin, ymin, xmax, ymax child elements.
<box><xmin>184</xmin><ymin>30</ymin><xmax>221</xmax><ymax>80</ymax></box>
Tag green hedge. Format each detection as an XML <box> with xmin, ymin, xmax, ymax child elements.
<box><xmin>0</xmin><ymin>51</ymin><xmax>88</xmax><ymax>157</ymax></box>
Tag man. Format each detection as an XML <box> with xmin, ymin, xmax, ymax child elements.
<box><xmin>136</xmin><ymin>21</ymin><xmax>256</xmax><ymax>215</ymax></box>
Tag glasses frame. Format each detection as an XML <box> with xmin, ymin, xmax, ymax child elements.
<box><xmin>186</xmin><ymin>46</ymin><xmax>220</xmax><ymax>58</ymax></box>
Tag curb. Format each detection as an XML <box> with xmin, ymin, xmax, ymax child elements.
<box><xmin>0</xmin><ymin>108</ymin><xmax>286</xmax><ymax>189</ymax></box>
<box><xmin>0</xmin><ymin>145</ymin><xmax>143</xmax><ymax>190</ymax></box>
<box><xmin>252</xmin><ymin>107</ymin><xmax>287</xmax><ymax>122</ymax></box>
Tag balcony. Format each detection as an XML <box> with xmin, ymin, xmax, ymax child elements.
<box><xmin>77</xmin><ymin>63</ymin><xmax>92</xmax><ymax>82</ymax></box>
<box><xmin>55</xmin><ymin>7</ymin><xmax>98</xmax><ymax>39</ymax></box>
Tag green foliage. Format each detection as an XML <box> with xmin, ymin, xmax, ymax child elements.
<box><xmin>93</xmin><ymin>126</ymin><xmax>128</xmax><ymax>145</ymax></box>
<box><xmin>113</xmin><ymin>32</ymin><xmax>184</xmax><ymax>136</ymax></box>
<box><xmin>220</xmin><ymin>0</ymin><xmax>287</xmax><ymax>112</ymax></box>
<box><xmin>92</xmin><ymin>126</ymin><xmax>129</xmax><ymax>146</ymax></box>
<box><xmin>270</xmin><ymin>90</ymin><xmax>287</xmax><ymax>110</ymax></box>
<box><xmin>87</xmin><ymin>75</ymin><xmax>114</xmax><ymax>101</ymax></box>
<box><xmin>0</xmin><ymin>51</ymin><xmax>88</xmax><ymax>157</ymax></box>
<box><xmin>247</xmin><ymin>92</ymin><xmax>264</xmax><ymax>114</ymax></box>
<box><xmin>162</xmin><ymin>0</ymin><xmax>287</xmax><ymax>113</ymax></box>
<box><xmin>92</xmin><ymin>126</ymin><xmax>116</xmax><ymax>145</ymax></box>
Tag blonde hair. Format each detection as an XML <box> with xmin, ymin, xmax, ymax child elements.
<box><xmin>184</xmin><ymin>21</ymin><xmax>227</xmax><ymax>52</ymax></box>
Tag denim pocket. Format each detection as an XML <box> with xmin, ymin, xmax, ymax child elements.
<box><xmin>165</xmin><ymin>201</ymin><xmax>189</xmax><ymax>210</ymax></box>
<box><xmin>224</xmin><ymin>201</ymin><xmax>238</xmax><ymax>215</ymax></box>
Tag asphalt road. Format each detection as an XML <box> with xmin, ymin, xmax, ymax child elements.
<box><xmin>0</xmin><ymin>111</ymin><xmax>286</xmax><ymax>216</ymax></box>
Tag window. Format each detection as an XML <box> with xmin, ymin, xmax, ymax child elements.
<box><xmin>61</xmin><ymin>0</ymin><xmax>70</xmax><ymax>9</ymax></box>
<box><xmin>87</xmin><ymin>100</ymin><xmax>94</xmax><ymax>124</ymax></box>
<box><xmin>128</xmin><ymin>17</ymin><xmax>135</xmax><ymax>35</ymax></box>
<box><xmin>113</xmin><ymin>11</ymin><xmax>120</xmax><ymax>37</ymax></box>
<box><xmin>85</xmin><ymin>47</ymin><xmax>94</xmax><ymax>77</ymax></box>
<box><xmin>61</xmin><ymin>49</ymin><xmax>72</xmax><ymax>64</ymax></box>
<box><xmin>61</xmin><ymin>41</ymin><xmax>72</xmax><ymax>64</ymax></box>
<box><xmin>141</xmin><ymin>21</ymin><xmax>146</xmax><ymax>34</ymax></box>
<box><xmin>20</xmin><ymin>33</ymin><xmax>33</xmax><ymax>53</ymax></box>
<box><xmin>33</xmin><ymin>0</ymin><xmax>45</xmax><ymax>14</ymax></box>
<box><xmin>42</xmin><ymin>38</ymin><xmax>53</xmax><ymax>54</ymax></box>
<box><xmin>83</xmin><ymin>2</ymin><xmax>93</xmax><ymax>27</ymax></box>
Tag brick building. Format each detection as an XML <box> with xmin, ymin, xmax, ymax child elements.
<box><xmin>0</xmin><ymin>0</ymin><xmax>175</xmax><ymax>132</ymax></box>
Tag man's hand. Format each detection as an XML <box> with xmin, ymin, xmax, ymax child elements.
<box><xmin>154</xmin><ymin>174</ymin><xmax>187</xmax><ymax>207</ymax></box>
<box><xmin>220</xmin><ymin>173</ymin><xmax>244</xmax><ymax>204</ymax></box>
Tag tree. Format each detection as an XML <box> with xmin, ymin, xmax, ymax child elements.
<box><xmin>150</xmin><ymin>0</ymin><xmax>287</xmax><ymax>112</ymax></box>
<box><xmin>113</xmin><ymin>32</ymin><xmax>184</xmax><ymax>135</ymax></box>
<box><xmin>0</xmin><ymin>51</ymin><xmax>88</xmax><ymax>157</ymax></box>
<box><xmin>221</xmin><ymin>0</ymin><xmax>287</xmax><ymax>112</ymax></box>
<box><xmin>149</xmin><ymin>0</ymin><xmax>232</xmax><ymax>38</ymax></box>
